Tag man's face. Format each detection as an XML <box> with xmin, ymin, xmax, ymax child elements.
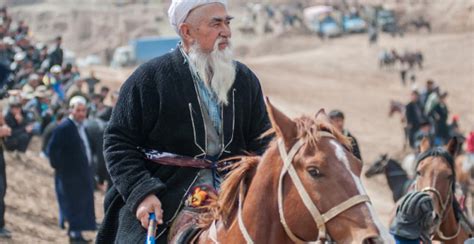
<box><xmin>330</xmin><ymin>117</ymin><xmax>344</xmax><ymax>132</ymax></box>
<box><xmin>71</xmin><ymin>104</ymin><xmax>87</xmax><ymax>123</ymax></box>
<box><xmin>187</xmin><ymin>3</ymin><xmax>232</xmax><ymax>53</ymax></box>
<box><xmin>411</xmin><ymin>93</ymin><xmax>419</xmax><ymax>102</ymax></box>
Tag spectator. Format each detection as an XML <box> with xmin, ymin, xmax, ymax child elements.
<box><xmin>3</xmin><ymin>96</ymin><xmax>34</xmax><ymax>162</ymax></box>
<box><xmin>419</xmin><ymin>79</ymin><xmax>435</xmax><ymax>108</ymax></box>
<box><xmin>329</xmin><ymin>109</ymin><xmax>363</xmax><ymax>161</ymax></box>
<box><xmin>43</xmin><ymin>65</ymin><xmax>65</xmax><ymax>101</ymax></box>
<box><xmin>49</xmin><ymin>36</ymin><xmax>63</xmax><ymax>68</ymax></box>
<box><xmin>85</xmin><ymin>71</ymin><xmax>100</xmax><ymax>95</ymax></box>
<box><xmin>0</xmin><ymin>112</ymin><xmax>12</xmax><ymax>238</ymax></box>
<box><xmin>24</xmin><ymin>85</ymin><xmax>53</xmax><ymax>133</ymax></box>
<box><xmin>21</xmin><ymin>73</ymin><xmax>40</xmax><ymax>94</ymax></box>
<box><xmin>99</xmin><ymin>86</ymin><xmax>109</xmax><ymax>100</ymax></box>
<box><xmin>87</xmin><ymin>93</ymin><xmax>103</xmax><ymax>119</ymax></box>
<box><xmin>96</xmin><ymin>90</ymin><xmax>118</xmax><ymax>122</ymax></box>
<box><xmin>65</xmin><ymin>76</ymin><xmax>87</xmax><ymax>102</ymax></box>
<box><xmin>47</xmin><ymin>96</ymin><xmax>96</xmax><ymax>243</ymax></box>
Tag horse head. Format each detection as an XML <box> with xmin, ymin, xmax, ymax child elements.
<box><xmin>261</xmin><ymin>98</ymin><xmax>392</xmax><ymax>243</ymax></box>
<box><xmin>414</xmin><ymin>137</ymin><xmax>468</xmax><ymax>241</ymax></box>
<box><xmin>365</xmin><ymin>154</ymin><xmax>390</xmax><ymax>178</ymax></box>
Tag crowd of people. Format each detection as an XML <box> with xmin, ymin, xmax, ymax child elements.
<box><xmin>404</xmin><ymin>79</ymin><xmax>464</xmax><ymax>151</ymax></box>
<box><xmin>0</xmin><ymin>6</ymin><xmax>117</xmax><ymax>242</ymax></box>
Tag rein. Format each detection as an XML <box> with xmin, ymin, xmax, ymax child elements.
<box><xmin>236</xmin><ymin>132</ymin><xmax>371</xmax><ymax>243</ymax></box>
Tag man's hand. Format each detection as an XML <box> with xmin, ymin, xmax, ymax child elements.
<box><xmin>136</xmin><ymin>194</ymin><xmax>163</xmax><ymax>229</ymax></box>
<box><xmin>0</xmin><ymin>125</ymin><xmax>11</xmax><ymax>137</ymax></box>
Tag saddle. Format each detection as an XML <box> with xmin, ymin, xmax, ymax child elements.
<box><xmin>167</xmin><ymin>185</ymin><xmax>217</xmax><ymax>244</ymax></box>
<box><xmin>168</xmin><ymin>208</ymin><xmax>203</xmax><ymax>244</ymax></box>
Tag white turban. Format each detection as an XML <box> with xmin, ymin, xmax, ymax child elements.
<box><xmin>168</xmin><ymin>0</ymin><xmax>228</xmax><ymax>34</ymax></box>
<box><xmin>69</xmin><ymin>96</ymin><xmax>87</xmax><ymax>108</ymax></box>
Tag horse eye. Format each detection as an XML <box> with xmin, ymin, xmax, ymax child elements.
<box><xmin>307</xmin><ymin>167</ymin><xmax>321</xmax><ymax>178</ymax></box>
<box><xmin>416</xmin><ymin>171</ymin><xmax>421</xmax><ymax>177</ymax></box>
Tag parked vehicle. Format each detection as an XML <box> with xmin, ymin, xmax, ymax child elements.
<box><xmin>111</xmin><ymin>36</ymin><xmax>180</xmax><ymax>67</ymax></box>
<box><xmin>342</xmin><ymin>13</ymin><xmax>367</xmax><ymax>33</ymax></box>
<box><xmin>304</xmin><ymin>6</ymin><xmax>342</xmax><ymax>38</ymax></box>
<box><xmin>376</xmin><ymin>9</ymin><xmax>403</xmax><ymax>36</ymax></box>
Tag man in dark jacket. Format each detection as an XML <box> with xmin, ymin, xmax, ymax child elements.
<box><xmin>3</xmin><ymin>98</ymin><xmax>34</xmax><ymax>161</ymax></box>
<box><xmin>47</xmin><ymin>96</ymin><xmax>96</xmax><ymax>243</ymax></box>
<box><xmin>405</xmin><ymin>90</ymin><xmax>426</xmax><ymax>149</ymax></box>
<box><xmin>429</xmin><ymin>92</ymin><xmax>449</xmax><ymax>145</ymax></box>
<box><xmin>49</xmin><ymin>36</ymin><xmax>63</xmax><ymax>69</ymax></box>
<box><xmin>97</xmin><ymin>1</ymin><xmax>271</xmax><ymax>243</ymax></box>
<box><xmin>329</xmin><ymin>109</ymin><xmax>363</xmax><ymax>161</ymax></box>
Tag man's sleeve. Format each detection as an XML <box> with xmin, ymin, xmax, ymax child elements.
<box><xmin>47</xmin><ymin>126</ymin><xmax>64</xmax><ymax>170</ymax></box>
<box><xmin>104</xmin><ymin>64</ymin><xmax>165</xmax><ymax>214</ymax></box>
<box><xmin>246</xmin><ymin>72</ymin><xmax>272</xmax><ymax>155</ymax></box>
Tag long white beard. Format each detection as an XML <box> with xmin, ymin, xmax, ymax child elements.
<box><xmin>188</xmin><ymin>38</ymin><xmax>236</xmax><ymax>105</ymax></box>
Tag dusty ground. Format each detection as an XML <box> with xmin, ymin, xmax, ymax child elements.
<box><xmin>2</xmin><ymin>1</ymin><xmax>473</xmax><ymax>243</ymax></box>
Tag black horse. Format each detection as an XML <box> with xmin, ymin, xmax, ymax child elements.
<box><xmin>365</xmin><ymin>154</ymin><xmax>412</xmax><ymax>202</ymax></box>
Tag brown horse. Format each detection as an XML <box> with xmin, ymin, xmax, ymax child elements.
<box><xmin>183</xmin><ymin>99</ymin><xmax>393</xmax><ymax>243</ymax></box>
<box><xmin>413</xmin><ymin>138</ymin><xmax>473</xmax><ymax>243</ymax></box>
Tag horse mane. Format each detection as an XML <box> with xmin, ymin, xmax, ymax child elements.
<box><xmin>294</xmin><ymin>115</ymin><xmax>351</xmax><ymax>149</ymax></box>
<box><xmin>199</xmin><ymin>156</ymin><xmax>260</xmax><ymax>227</ymax></box>
<box><xmin>199</xmin><ymin>115</ymin><xmax>351</xmax><ymax>227</ymax></box>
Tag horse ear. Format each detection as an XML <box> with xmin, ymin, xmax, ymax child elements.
<box><xmin>445</xmin><ymin>137</ymin><xmax>458</xmax><ymax>157</ymax></box>
<box><xmin>315</xmin><ymin>108</ymin><xmax>331</xmax><ymax>124</ymax></box>
<box><xmin>265</xmin><ymin>97</ymin><xmax>297</xmax><ymax>147</ymax></box>
<box><xmin>419</xmin><ymin>137</ymin><xmax>431</xmax><ymax>153</ymax></box>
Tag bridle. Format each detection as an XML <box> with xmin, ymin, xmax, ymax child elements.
<box><xmin>419</xmin><ymin>185</ymin><xmax>461</xmax><ymax>240</ymax></box>
<box><xmin>415</xmin><ymin>149</ymin><xmax>461</xmax><ymax>241</ymax></box>
<box><xmin>236</xmin><ymin>132</ymin><xmax>371</xmax><ymax>243</ymax></box>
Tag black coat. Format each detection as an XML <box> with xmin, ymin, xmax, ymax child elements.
<box><xmin>430</xmin><ymin>103</ymin><xmax>449</xmax><ymax>141</ymax></box>
<box><xmin>405</xmin><ymin>101</ymin><xmax>425</xmax><ymax>130</ymax></box>
<box><xmin>96</xmin><ymin>48</ymin><xmax>271</xmax><ymax>243</ymax></box>
<box><xmin>47</xmin><ymin>118</ymin><xmax>96</xmax><ymax>231</ymax></box>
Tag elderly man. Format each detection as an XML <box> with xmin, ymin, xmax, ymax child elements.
<box><xmin>96</xmin><ymin>1</ymin><xmax>271</xmax><ymax>243</ymax></box>
<box><xmin>47</xmin><ymin>96</ymin><xmax>96</xmax><ymax>243</ymax></box>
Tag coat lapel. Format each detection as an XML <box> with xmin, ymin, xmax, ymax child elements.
<box><xmin>221</xmin><ymin>86</ymin><xmax>236</xmax><ymax>155</ymax></box>
<box><xmin>170</xmin><ymin>48</ymin><xmax>207</xmax><ymax>158</ymax></box>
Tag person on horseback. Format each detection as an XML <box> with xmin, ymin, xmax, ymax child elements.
<box><xmin>328</xmin><ymin>109</ymin><xmax>363</xmax><ymax>161</ymax></box>
<box><xmin>96</xmin><ymin>1</ymin><xmax>272</xmax><ymax>243</ymax></box>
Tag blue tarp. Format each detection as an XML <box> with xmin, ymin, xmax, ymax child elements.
<box><xmin>130</xmin><ymin>36</ymin><xmax>181</xmax><ymax>63</ymax></box>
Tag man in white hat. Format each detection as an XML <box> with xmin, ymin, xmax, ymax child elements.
<box><xmin>47</xmin><ymin>96</ymin><xmax>96</xmax><ymax>243</ymax></box>
<box><xmin>97</xmin><ymin>1</ymin><xmax>272</xmax><ymax>243</ymax></box>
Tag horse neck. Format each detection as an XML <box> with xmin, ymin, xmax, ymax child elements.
<box><xmin>384</xmin><ymin>159</ymin><xmax>409</xmax><ymax>201</ymax></box>
<box><xmin>435</xmin><ymin>203</ymin><xmax>469</xmax><ymax>243</ymax></box>
<box><xmin>223</xmin><ymin>152</ymin><xmax>289</xmax><ymax>243</ymax></box>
